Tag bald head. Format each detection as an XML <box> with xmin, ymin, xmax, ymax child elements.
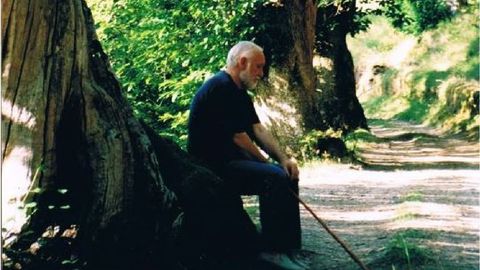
<box><xmin>226</xmin><ymin>41</ymin><xmax>264</xmax><ymax>68</ymax></box>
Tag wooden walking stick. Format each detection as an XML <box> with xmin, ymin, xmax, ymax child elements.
<box><xmin>290</xmin><ymin>190</ymin><xmax>371</xmax><ymax>270</ymax></box>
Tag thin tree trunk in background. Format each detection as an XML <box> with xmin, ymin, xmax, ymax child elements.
<box><xmin>2</xmin><ymin>0</ymin><xmax>181</xmax><ymax>268</ymax></box>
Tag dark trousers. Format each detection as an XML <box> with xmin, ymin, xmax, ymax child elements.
<box><xmin>221</xmin><ymin>160</ymin><xmax>302</xmax><ymax>252</ymax></box>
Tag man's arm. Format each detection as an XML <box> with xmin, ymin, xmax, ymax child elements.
<box><xmin>251</xmin><ymin>123</ymin><xmax>299</xmax><ymax>180</ymax></box>
<box><xmin>233</xmin><ymin>132</ymin><xmax>269</xmax><ymax>162</ymax></box>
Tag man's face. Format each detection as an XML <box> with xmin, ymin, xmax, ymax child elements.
<box><xmin>239</xmin><ymin>51</ymin><xmax>265</xmax><ymax>90</ymax></box>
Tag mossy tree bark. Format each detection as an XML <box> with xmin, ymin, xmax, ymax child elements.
<box><xmin>1</xmin><ymin>1</ymin><xmax>185</xmax><ymax>268</ymax></box>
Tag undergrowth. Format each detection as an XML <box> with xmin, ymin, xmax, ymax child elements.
<box><xmin>384</xmin><ymin>229</ymin><xmax>437</xmax><ymax>269</ymax></box>
<box><xmin>350</xmin><ymin>7</ymin><xmax>479</xmax><ymax>139</ymax></box>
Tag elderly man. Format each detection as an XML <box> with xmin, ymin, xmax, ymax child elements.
<box><xmin>188</xmin><ymin>41</ymin><xmax>305</xmax><ymax>270</ymax></box>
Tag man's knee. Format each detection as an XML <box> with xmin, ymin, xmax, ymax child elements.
<box><xmin>269</xmin><ymin>164</ymin><xmax>297</xmax><ymax>186</ymax></box>
<box><xmin>263</xmin><ymin>163</ymin><xmax>290</xmax><ymax>178</ymax></box>
<box><xmin>263</xmin><ymin>164</ymin><xmax>298</xmax><ymax>192</ymax></box>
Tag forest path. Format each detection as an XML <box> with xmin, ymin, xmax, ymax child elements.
<box><xmin>299</xmin><ymin>120</ymin><xmax>479</xmax><ymax>270</ymax></box>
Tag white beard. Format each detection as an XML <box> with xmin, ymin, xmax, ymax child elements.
<box><xmin>239</xmin><ymin>70</ymin><xmax>258</xmax><ymax>89</ymax></box>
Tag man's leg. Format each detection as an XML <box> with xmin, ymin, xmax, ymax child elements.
<box><xmin>223</xmin><ymin>160</ymin><xmax>302</xmax><ymax>252</ymax></box>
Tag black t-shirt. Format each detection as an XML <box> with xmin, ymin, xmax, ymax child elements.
<box><xmin>187</xmin><ymin>71</ymin><xmax>260</xmax><ymax>167</ymax></box>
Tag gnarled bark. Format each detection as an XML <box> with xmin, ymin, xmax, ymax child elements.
<box><xmin>2</xmin><ymin>1</ymin><xmax>181</xmax><ymax>268</ymax></box>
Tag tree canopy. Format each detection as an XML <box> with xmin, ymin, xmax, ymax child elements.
<box><xmin>96</xmin><ymin>0</ymin><xmax>264</xmax><ymax>146</ymax></box>
<box><xmin>91</xmin><ymin>0</ymin><xmax>459</xmax><ymax>148</ymax></box>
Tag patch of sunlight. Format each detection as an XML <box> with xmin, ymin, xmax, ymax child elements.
<box><xmin>370</xmin><ymin>97</ymin><xmax>409</xmax><ymax>119</ymax></box>
<box><xmin>300</xmin><ymin>164</ymin><xmax>479</xmax><ymax>189</ymax></box>
<box><xmin>255</xmin><ymin>99</ymin><xmax>300</xmax><ymax>131</ymax></box>
<box><xmin>369</xmin><ymin>122</ymin><xmax>443</xmax><ymax>138</ymax></box>
<box><xmin>86</xmin><ymin>0</ymin><xmax>114</xmax><ymax>39</ymax></box>
<box><xmin>386</xmin><ymin>37</ymin><xmax>417</xmax><ymax>69</ymax></box>
<box><xmin>357</xmin><ymin>1</ymin><xmax>380</xmax><ymax>10</ymax></box>
<box><xmin>417</xmin><ymin>30</ymin><xmax>471</xmax><ymax>72</ymax></box>
<box><xmin>388</xmin><ymin>217</ymin><xmax>480</xmax><ymax>234</ymax></box>
<box><xmin>313</xmin><ymin>207</ymin><xmax>396</xmax><ymax>222</ymax></box>
<box><xmin>397</xmin><ymin>201</ymin><xmax>458</xmax><ymax>219</ymax></box>
<box><xmin>429</xmin><ymin>240</ymin><xmax>479</xmax><ymax>250</ymax></box>
<box><xmin>2</xmin><ymin>146</ymin><xmax>34</xmax><ymax>243</ymax></box>
<box><xmin>400</xmin><ymin>154</ymin><xmax>479</xmax><ymax>164</ymax></box>
<box><xmin>2</xmin><ymin>99</ymin><xmax>36</xmax><ymax>129</ymax></box>
<box><xmin>359</xmin><ymin>149</ymin><xmax>479</xmax><ymax>164</ymax></box>
<box><xmin>303</xmin><ymin>199</ymin><xmax>479</xmax><ymax>234</ymax></box>
<box><xmin>269</xmin><ymin>72</ymin><xmax>289</xmax><ymax>90</ymax></box>
<box><xmin>387</xmin><ymin>202</ymin><xmax>479</xmax><ymax>233</ymax></box>
<box><xmin>313</xmin><ymin>55</ymin><xmax>334</xmax><ymax>71</ymax></box>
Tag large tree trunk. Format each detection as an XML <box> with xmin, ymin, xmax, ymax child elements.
<box><xmin>315</xmin><ymin>1</ymin><xmax>368</xmax><ymax>131</ymax></box>
<box><xmin>2</xmin><ymin>0</ymin><xmax>183</xmax><ymax>268</ymax></box>
<box><xmin>253</xmin><ymin>0</ymin><xmax>322</xmax><ymax>155</ymax></box>
<box><xmin>252</xmin><ymin>0</ymin><xmax>367</xmax><ymax>156</ymax></box>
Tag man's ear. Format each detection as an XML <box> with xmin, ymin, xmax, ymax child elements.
<box><xmin>239</xmin><ymin>56</ymin><xmax>247</xmax><ymax>69</ymax></box>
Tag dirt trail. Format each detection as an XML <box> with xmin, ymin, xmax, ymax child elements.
<box><xmin>299</xmin><ymin>120</ymin><xmax>479</xmax><ymax>270</ymax></box>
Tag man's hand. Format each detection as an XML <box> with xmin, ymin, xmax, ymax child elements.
<box><xmin>281</xmin><ymin>158</ymin><xmax>299</xmax><ymax>181</ymax></box>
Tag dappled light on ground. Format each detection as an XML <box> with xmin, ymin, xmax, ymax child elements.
<box><xmin>357</xmin><ymin>120</ymin><xmax>479</xmax><ymax>169</ymax></box>
<box><xmin>297</xmin><ymin>121</ymin><xmax>479</xmax><ymax>269</ymax></box>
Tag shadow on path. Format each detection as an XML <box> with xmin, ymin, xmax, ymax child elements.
<box><xmin>298</xmin><ymin>120</ymin><xmax>479</xmax><ymax>269</ymax></box>
<box><xmin>356</xmin><ymin>120</ymin><xmax>479</xmax><ymax>170</ymax></box>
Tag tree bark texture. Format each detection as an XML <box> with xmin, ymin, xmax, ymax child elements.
<box><xmin>254</xmin><ymin>0</ymin><xmax>322</xmax><ymax>155</ymax></box>
<box><xmin>253</xmin><ymin>0</ymin><xmax>367</xmax><ymax>156</ymax></box>
<box><xmin>315</xmin><ymin>1</ymin><xmax>368</xmax><ymax>131</ymax></box>
<box><xmin>2</xmin><ymin>0</ymin><xmax>182</xmax><ymax>268</ymax></box>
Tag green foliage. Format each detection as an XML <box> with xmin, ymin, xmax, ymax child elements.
<box><xmin>246</xmin><ymin>3</ymin><xmax>291</xmax><ymax>66</ymax></box>
<box><xmin>348</xmin><ymin>16</ymin><xmax>409</xmax><ymax>59</ymax></box>
<box><xmin>242</xmin><ymin>196</ymin><xmax>261</xmax><ymax>230</ymax></box>
<box><xmin>96</xmin><ymin>0</ymin><xmax>263</xmax><ymax>147</ymax></box>
<box><xmin>410</xmin><ymin>0</ymin><xmax>455</xmax><ymax>32</ymax></box>
<box><xmin>379</xmin><ymin>0</ymin><xmax>455</xmax><ymax>34</ymax></box>
<box><xmin>299</xmin><ymin>129</ymin><xmax>343</xmax><ymax>162</ymax></box>
<box><xmin>351</xmin><ymin>0</ymin><xmax>456</xmax><ymax>39</ymax></box>
<box><xmin>362</xmin><ymin>95</ymin><xmax>410</xmax><ymax>120</ymax></box>
<box><xmin>344</xmin><ymin>128</ymin><xmax>377</xmax><ymax>143</ymax></box>
<box><xmin>400</xmin><ymin>191</ymin><xmax>424</xmax><ymax>202</ymax></box>
<box><xmin>381</xmin><ymin>68</ymin><xmax>399</xmax><ymax>95</ymax></box>
<box><xmin>382</xmin><ymin>229</ymin><xmax>436</xmax><ymax>269</ymax></box>
<box><xmin>412</xmin><ymin>70</ymin><xmax>450</xmax><ymax>98</ymax></box>
<box><xmin>394</xmin><ymin>97</ymin><xmax>432</xmax><ymax>122</ymax></box>
<box><xmin>353</xmin><ymin>8</ymin><xmax>478</xmax><ymax>137</ymax></box>
<box><xmin>456</xmin><ymin>37</ymin><xmax>480</xmax><ymax>81</ymax></box>
<box><xmin>343</xmin><ymin>128</ymin><xmax>376</xmax><ymax>158</ymax></box>
<box><xmin>379</xmin><ymin>0</ymin><xmax>415</xmax><ymax>31</ymax></box>
<box><xmin>426</xmin><ymin>79</ymin><xmax>479</xmax><ymax>134</ymax></box>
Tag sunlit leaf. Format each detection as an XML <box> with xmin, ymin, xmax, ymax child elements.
<box><xmin>25</xmin><ymin>202</ymin><xmax>37</xmax><ymax>209</ymax></box>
